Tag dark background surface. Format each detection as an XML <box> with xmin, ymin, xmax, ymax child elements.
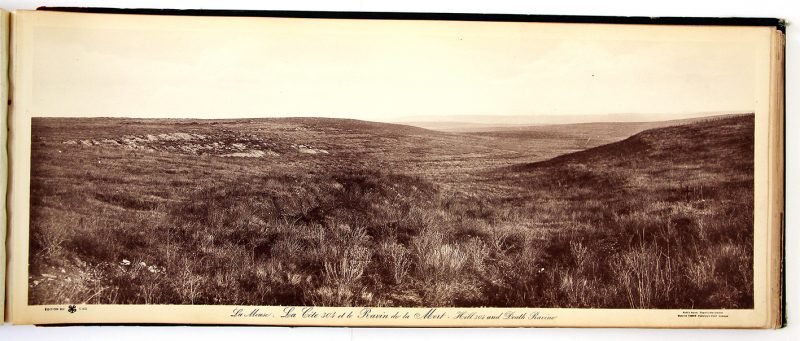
<box><xmin>0</xmin><ymin>0</ymin><xmax>795</xmax><ymax>340</ymax></box>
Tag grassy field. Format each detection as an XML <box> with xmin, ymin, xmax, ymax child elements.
<box><xmin>28</xmin><ymin>114</ymin><xmax>754</xmax><ymax>309</ymax></box>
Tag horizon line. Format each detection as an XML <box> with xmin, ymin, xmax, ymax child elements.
<box><xmin>31</xmin><ymin>111</ymin><xmax>755</xmax><ymax>125</ymax></box>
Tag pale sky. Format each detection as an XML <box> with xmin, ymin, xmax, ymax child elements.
<box><xmin>26</xmin><ymin>12</ymin><xmax>761</xmax><ymax>122</ymax></box>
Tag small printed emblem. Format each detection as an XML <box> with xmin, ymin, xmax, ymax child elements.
<box><xmin>68</xmin><ymin>305</ymin><xmax>77</xmax><ymax>313</ymax></box>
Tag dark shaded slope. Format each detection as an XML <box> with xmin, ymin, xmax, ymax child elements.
<box><xmin>482</xmin><ymin>114</ymin><xmax>755</xmax><ymax>309</ymax></box>
<box><xmin>504</xmin><ymin>114</ymin><xmax>754</xmax><ymax>184</ymax></box>
<box><xmin>513</xmin><ymin>114</ymin><xmax>754</xmax><ymax>171</ymax></box>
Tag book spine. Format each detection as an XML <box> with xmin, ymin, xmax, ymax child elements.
<box><xmin>1</xmin><ymin>9</ymin><xmax>9</xmax><ymax>324</ymax></box>
<box><xmin>768</xmin><ymin>28</ymin><xmax>786</xmax><ymax>329</ymax></box>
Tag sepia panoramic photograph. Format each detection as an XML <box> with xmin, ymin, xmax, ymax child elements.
<box><xmin>26</xmin><ymin>15</ymin><xmax>755</xmax><ymax>309</ymax></box>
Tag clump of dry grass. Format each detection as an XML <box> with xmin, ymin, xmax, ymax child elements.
<box><xmin>377</xmin><ymin>239</ymin><xmax>412</xmax><ymax>285</ymax></box>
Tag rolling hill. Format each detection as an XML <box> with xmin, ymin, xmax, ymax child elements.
<box><xmin>478</xmin><ymin>114</ymin><xmax>754</xmax><ymax>309</ymax></box>
<box><xmin>509</xmin><ymin>114</ymin><xmax>752</xmax><ymax>171</ymax></box>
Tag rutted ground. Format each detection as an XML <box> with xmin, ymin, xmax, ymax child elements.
<box><xmin>62</xmin><ymin>131</ymin><xmax>326</xmax><ymax>157</ymax></box>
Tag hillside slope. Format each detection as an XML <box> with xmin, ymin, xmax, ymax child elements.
<box><xmin>501</xmin><ymin>114</ymin><xmax>753</xmax><ymax>187</ymax></box>
<box><xmin>481</xmin><ymin>114</ymin><xmax>755</xmax><ymax>308</ymax></box>
<box><xmin>523</xmin><ymin>114</ymin><xmax>750</xmax><ymax>165</ymax></box>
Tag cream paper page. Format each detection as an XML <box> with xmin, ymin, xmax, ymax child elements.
<box><xmin>7</xmin><ymin>10</ymin><xmax>779</xmax><ymax>327</ymax></box>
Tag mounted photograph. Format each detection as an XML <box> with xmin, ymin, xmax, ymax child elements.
<box><xmin>5</xmin><ymin>9</ymin><xmax>784</xmax><ymax>327</ymax></box>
